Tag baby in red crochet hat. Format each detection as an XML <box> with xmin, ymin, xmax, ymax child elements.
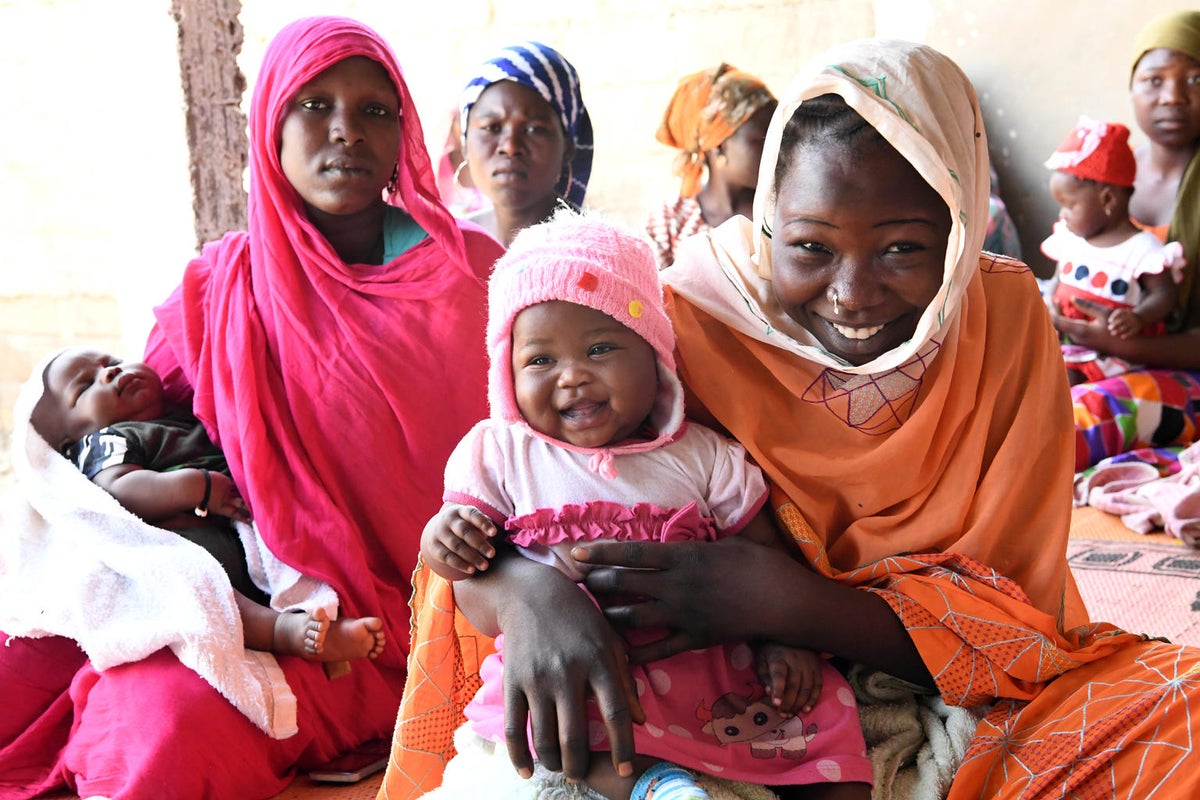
<box><xmin>1042</xmin><ymin>116</ymin><xmax>1185</xmax><ymax>385</ymax></box>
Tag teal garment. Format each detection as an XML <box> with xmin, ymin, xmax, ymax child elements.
<box><xmin>383</xmin><ymin>204</ymin><xmax>429</xmax><ymax>261</ymax></box>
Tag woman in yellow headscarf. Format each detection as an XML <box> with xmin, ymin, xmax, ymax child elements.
<box><xmin>1062</xmin><ymin>10</ymin><xmax>1200</xmax><ymax>470</ymax></box>
<box><xmin>644</xmin><ymin>64</ymin><xmax>776</xmax><ymax>269</ymax></box>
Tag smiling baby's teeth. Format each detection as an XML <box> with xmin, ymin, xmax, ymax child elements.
<box><xmin>831</xmin><ymin>322</ymin><xmax>885</xmax><ymax>340</ymax></box>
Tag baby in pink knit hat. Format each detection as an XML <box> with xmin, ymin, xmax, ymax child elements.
<box><xmin>419</xmin><ymin>208</ymin><xmax>873</xmax><ymax>800</ymax></box>
<box><xmin>1042</xmin><ymin>116</ymin><xmax>1185</xmax><ymax>384</ymax></box>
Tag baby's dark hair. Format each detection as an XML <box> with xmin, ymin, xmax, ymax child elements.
<box><xmin>30</xmin><ymin>358</ymin><xmax>70</xmax><ymax>453</ymax></box>
<box><xmin>773</xmin><ymin>93</ymin><xmax>884</xmax><ymax>193</ymax></box>
<box><xmin>1061</xmin><ymin>171</ymin><xmax>1135</xmax><ymax>203</ymax></box>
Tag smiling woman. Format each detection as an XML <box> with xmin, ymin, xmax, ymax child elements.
<box><xmin>387</xmin><ymin>39</ymin><xmax>1200</xmax><ymax>800</ymax></box>
<box><xmin>457</xmin><ymin>41</ymin><xmax>594</xmax><ymax>247</ymax></box>
<box><xmin>767</xmin><ymin>94</ymin><xmax>950</xmax><ymax>366</ymax></box>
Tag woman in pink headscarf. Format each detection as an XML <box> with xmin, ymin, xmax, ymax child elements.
<box><xmin>0</xmin><ymin>16</ymin><xmax>500</xmax><ymax>799</ymax></box>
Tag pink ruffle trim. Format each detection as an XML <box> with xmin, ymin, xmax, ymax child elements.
<box><xmin>506</xmin><ymin>500</ymin><xmax>718</xmax><ymax>546</ymax></box>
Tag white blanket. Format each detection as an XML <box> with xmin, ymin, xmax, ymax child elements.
<box><xmin>0</xmin><ymin>354</ymin><xmax>338</xmax><ymax>739</ymax></box>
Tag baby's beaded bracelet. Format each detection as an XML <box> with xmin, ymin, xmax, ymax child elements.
<box><xmin>194</xmin><ymin>468</ymin><xmax>212</xmax><ymax>517</ymax></box>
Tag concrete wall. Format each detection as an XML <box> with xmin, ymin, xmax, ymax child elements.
<box><xmin>1</xmin><ymin>0</ymin><xmax>1195</xmax><ymax>485</ymax></box>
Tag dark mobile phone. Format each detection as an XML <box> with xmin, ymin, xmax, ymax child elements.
<box><xmin>308</xmin><ymin>738</ymin><xmax>391</xmax><ymax>783</ymax></box>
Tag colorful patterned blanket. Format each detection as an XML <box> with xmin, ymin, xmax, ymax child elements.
<box><xmin>1071</xmin><ymin>371</ymin><xmax>1200</xmax><ymax>545</ymax></box>
<box><xmin>1072</xmin><ymin>370</ymin><xmax>1200</xmax><ymax>472</ymax></box>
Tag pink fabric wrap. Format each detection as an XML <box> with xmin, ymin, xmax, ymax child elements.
<box><xmin>0</xmin><ymin>17</ymin><xmax>500</xmax><ymax>800</ymax></box>
<box><xmin>506</xmin><ymin>500</ymin><xmax>718</xmax><ymax>547</ymax></box>
<box><xmin>145</xmin><ymin>15</ymin><xmax>495</xmax><ymax>654</ymax></box>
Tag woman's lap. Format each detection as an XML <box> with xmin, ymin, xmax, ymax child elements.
<box><xmin>0</xmin><ymin>634</ymin><xmax>86</xmax><ymax>799</ymax></box>
<box><xmin>0</xmin><ymin>634</ymin><xmax>402</xmax><ymax>800</ymax></box>
<box><xmin>950</xmin><ymin>639</ymin><xmax>1200</xmax><ymax>798</ymax></box>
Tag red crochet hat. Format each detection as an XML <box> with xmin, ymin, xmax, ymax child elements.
<box><xmin>1044</xmin><ymin>117</ymin><xmax>1136</xmax><ymax>187</ymax></box>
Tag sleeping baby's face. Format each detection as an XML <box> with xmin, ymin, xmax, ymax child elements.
<box><xmin>34</xmin><ymin>349</ymin><xmax>166</xmax><ymax>451</ymax></box>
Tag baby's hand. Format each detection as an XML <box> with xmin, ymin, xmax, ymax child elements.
<box><xmin>756</xmin><ymin>642</ymin><xmax>823</xmax><ymax>716</ymax></box>
<box><xmin>1107</xmin><ymin>308</ymin><xmax>1142</xmax><ymax>340</ymax></box>
<box><xmin>208</xmin><ymin>472</ymin><xmax>252</xmax><ymax>522</ymax></box>
<box><xmin>420</xmin><ymin>503</ymin><xmax>498</xmax><ymax>579</ymax></box>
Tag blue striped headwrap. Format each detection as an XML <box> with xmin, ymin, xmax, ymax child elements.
<box><xmin>459</xmin><ymin>41</ymin><xmax>593</xmax><ymax>209</ymax></box>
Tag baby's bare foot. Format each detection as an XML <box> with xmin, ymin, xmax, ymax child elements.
<box><xmin>274</xmin><ymin>609</ymin><xmax>386</xmax><ymax>662</ymax></box>
<box><xmin>314</xmin><ymin>612</ymin><xmax>386</xmax><ymax>661</ymax></box>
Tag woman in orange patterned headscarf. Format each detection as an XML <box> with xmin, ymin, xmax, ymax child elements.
<box><xmin>644</xmin><ymin>64</ymin><xmax>776</xmax><ymax>269</ymax></box>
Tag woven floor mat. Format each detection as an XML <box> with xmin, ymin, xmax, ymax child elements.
<box><xmin>1068</xmin><ymin>536</ymin><xmax>1200</xmax><ymax>645</ymax></box>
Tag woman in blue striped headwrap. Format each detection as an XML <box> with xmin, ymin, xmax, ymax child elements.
<box><xmin>459</xmin><ymin>41</ymin><xmax>593</xmax><ymax>246</ymax></box>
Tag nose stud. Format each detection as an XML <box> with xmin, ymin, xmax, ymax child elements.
<box><xmin>832</xmin><ymin>292</ymin><xmax>840</xmax><ymax>316</ymax></box>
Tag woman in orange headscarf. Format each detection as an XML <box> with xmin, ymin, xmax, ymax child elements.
<box><xmin>385</xmin><ymin>38</ymin><xmax>1200</xmax><ymax>800</ymax></box>
<box><xmin>644</xmin><ymin>64</ymin><xmax>776</xmax><ymax>269</ymax></box>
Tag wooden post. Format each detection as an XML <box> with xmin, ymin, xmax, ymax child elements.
<box><xmin>171</xmin><ymin>0</ymin><xmax>247</xmax><ymax>250</ymax></box>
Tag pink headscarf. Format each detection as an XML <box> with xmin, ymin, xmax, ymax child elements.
<box><xmin>249</xmin><ymin>15</ymin><xmax>470</xmax><ymax>280</ymax></box>
<box><xmin>145</xmin><ymin>16</ymin><xmax>495</xmax><ymax>661</ymax></box>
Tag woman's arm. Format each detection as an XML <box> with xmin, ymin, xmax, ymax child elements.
<box><xmin>452</xmin><ymin>548</ymin><xmax>644</xmax><ymax>783</ymax></box>
<box><xmin>1052</xmin><ymin>299</ymin><xmax>1200</xmax><ymax>369</ymax></box>
<box><xmin>576</xmin><ymin>536</ymin><xmax>934</xmax><ymax>688</ymax></box>
<box><xmin>1125</xmin><ymin>272</ymin><xmax>1178</xmax><ymax>334</ymax></box>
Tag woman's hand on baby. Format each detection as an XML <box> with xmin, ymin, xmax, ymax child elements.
<box><xmin>1052</xmin><ymin>299</ymin><xmax>1116</xmax><ymax>347</ymax></box>
<box><xmin>756</xmin><ymin>642</ymin><xmax>823</xmax><ymax>716</ymax></box>
<box><xmin>420</xmin><ymin>503</ymin><xmax>497</xmax><ymax>579</ymax></box>
<box><xmin>480</xmin><ymin>557</ymin><xmax>644</xmax><ymax>783</ymax></box>
<box><xmin>1052</xmin><ymin>298</ymin><xmax>1153</xmax><ymax>360</ymax></box>
<box><xmin>577</xmin><ymin>536</ymin><xmax>808</xmax><ymax>664</ymax></box>
<box><xmin>209</xmin><ymin>473</ymin><xmax>252</xmax><ymax>522</ymax></box>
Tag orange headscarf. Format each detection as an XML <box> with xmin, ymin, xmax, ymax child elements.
<box><xmin>656</xmin><ymin>63</ymin><xmax>775</xmax><ymax>198</ymax></box>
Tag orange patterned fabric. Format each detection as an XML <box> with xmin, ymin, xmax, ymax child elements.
<box><xmin>778</xmin><ymin>493</ymin><xmax>1200</xmax><ymax>798</ymax></box>
<box><xmin>666</xmin><ymin>248</ymin><xmax>1088</xmax><ymax>626</ymax></box>
<box><xmin>379</xmin><ymin>561</ymin><xmax>493</xmax><ymax>800</ymax></box>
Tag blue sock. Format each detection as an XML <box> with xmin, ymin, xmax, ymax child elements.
<box><xmin>630</xmin><ymin>761</ymin><xmax>710</xmax><ymax>800</ymax></box>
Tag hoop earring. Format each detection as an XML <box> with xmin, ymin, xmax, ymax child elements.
<box><xmin>387</xmin><ymin>163</ymin><xmax>399</xmax><ymax>195</ymax></box>
<box><xmin>560</xmin><ymin>161</ymin><xmax>575</xmax><ymax>206</ymax></box>
<box><xmin>454</xmin><ymin>160</ymin><xmax>470</xmax><ymax>188</ymax></box>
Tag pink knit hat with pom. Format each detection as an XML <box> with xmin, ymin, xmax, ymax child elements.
<box><xmin>1044</xmin><ymin>116</ymin><xmax>1136</xmax><ymax>187</ymax></box>
<box><xmin>487</xmin><ymin>207</ymin><xmax>678</xmax><ymax>428</ymax></box>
